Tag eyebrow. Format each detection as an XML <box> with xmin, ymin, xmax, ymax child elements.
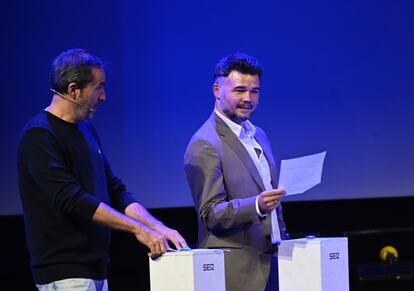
<box><xmin>233</xmin><ymin>85</ymin><xmax>260</xmax><ymax>90</ymax></box>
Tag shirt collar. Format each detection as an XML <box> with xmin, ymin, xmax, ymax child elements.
<box><xmin>214</xmin><ymin>108</ymin><xmax>256</xmax><ymax>138</ymax></box>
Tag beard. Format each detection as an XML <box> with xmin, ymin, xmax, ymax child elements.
<box><xmin>222</xmin><ymin>107</ymin><xmax>254</xmax><ymax>125</ymax></box>
<box><xmin>73</xmin><ymin>103</ymin><xmax>94</xmax><ymax>120</ymax></box>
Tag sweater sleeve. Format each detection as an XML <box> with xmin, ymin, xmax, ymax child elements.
<box><xmin>19</xmin><ymin>127</ymin><xmax>101</xmax><ymax>220</ymax></box>
<box><xmin>103</xmin><ymin>153</ymin><xmax>139</xmax><ymax>212</ymax></box>
<box><xmin>84</xmin><ymin>122</ymin><xmax>139</xmax><ymax>212</ymax></box>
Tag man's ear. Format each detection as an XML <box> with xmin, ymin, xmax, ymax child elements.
<box><xmin>67</xmin><ymin>82</ymin><xmax>79</xmax><ymax>100</ymax></box>
<box><xmin>213</xmin><ymin>83</ymin><xmax>220</xmax><ymax>100</ymax></box>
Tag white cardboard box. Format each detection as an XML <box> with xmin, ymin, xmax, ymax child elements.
<box><xmin>149</xmin><ymin>249</ymin><xmax>225</xmax><ymax>291</ymax></box>
<box><xmin>278</xmin><ymin>237</ymin><xmax>349</xmax><ymax>291</ymax></box>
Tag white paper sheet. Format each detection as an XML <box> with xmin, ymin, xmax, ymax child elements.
<box><xmin>278</xmin><ymin>151</ymin><xmax>326</xmax><ymax>195</ymax></box>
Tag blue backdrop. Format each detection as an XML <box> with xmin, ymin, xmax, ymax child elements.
<box><xmin>2</xmin><ymin>0</ymin><xmax>414</xmax><ymax>214</ymax></box>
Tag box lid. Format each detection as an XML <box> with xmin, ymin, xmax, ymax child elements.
<box><xmin>281</xmin><ymin>237</ymin><xmax>348</xmax><ymax>245</ymax></box>
<box><xmin>156</xmin><ymin>249</ymin><xmax>224</xmax><ymax>257</ymax></box>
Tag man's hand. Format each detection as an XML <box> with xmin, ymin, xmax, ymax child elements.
<box><xmin>92</xmin><ymin>202</ymin><xmax>173</xmax><ymax>257</ymax></box>
<box><xmin>258</xmin><ymin>188</ymin><xmax>286</xmax><ymax>213</ymax></box>
<box><xmin>134</xmin><ymin>223</ymin><xmax>169</xmax><ymax>257</ymax></box>
<box><xmin>152</xmin><ymin>223</ymin><xmax>188</xmax><ymax>251</ymax></box>
<box><xmin>124</xmin><ymin>202</ymin><xmax>188</xmax><ymax>255</ymax></box>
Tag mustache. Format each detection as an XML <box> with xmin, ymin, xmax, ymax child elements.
<box><xmin>237</xmin><ymin>102</ymin><xmax>254</xmax><ymax>109</ymax></box>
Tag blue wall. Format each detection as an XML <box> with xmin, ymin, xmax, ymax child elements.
<box><xmin>2</xmin><ymin>0</ymin><xmax>414</xmax><ymax>214</ymax></box>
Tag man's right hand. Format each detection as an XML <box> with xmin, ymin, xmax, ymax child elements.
<box><xmin>134</xmin><ymin>224</ymin><xmax>169</xmax><ymax>257</ymax></box>
<box><xmin>258</xmin><ymin>188</ymin><xmax>286</xmax><ymax>213</ymax></box>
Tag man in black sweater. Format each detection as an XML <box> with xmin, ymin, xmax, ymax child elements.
<box><xmin>17</xmin><ymin>48</ymin><xmax>187</xmax><ymax>290</ymax></box>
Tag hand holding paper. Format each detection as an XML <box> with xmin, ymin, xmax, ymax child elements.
<box><xmin>258</xmin><ymin>188</ymin><xmax>286</xmax><ymax>213</ymax></box>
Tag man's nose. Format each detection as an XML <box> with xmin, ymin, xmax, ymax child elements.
<box><xmin>241</xmin><ymin>91</ymin><xmax>253</xmax><ymax>102</ymax></box>
<box><xmin>100</xmin><ymin>90</ymin><xmax>106</xmax><ymax>101</ymax></box>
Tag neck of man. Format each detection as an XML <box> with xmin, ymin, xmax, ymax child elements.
<box><xmin>46</xmin><ymin>96</ymin><xmax>80</xmax><ymax>123</ymax></box>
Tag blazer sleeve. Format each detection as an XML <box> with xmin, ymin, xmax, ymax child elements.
<box><xmin>185</xmin><ymin>139</ymin><xmax>261</xmax><ymax>234</ymax></box>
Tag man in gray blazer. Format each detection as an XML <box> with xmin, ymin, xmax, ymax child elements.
<box><xmin>184</xmin><ymin>53</ymin><xmax>287</xmax><ymax>291</ymax></box>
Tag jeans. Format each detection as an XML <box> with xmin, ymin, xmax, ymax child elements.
<box><xmin>36</xmin><ymin>278</ymin><xmax>108</xmax><ymax>291</ymax></box>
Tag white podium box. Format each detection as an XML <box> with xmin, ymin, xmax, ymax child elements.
<box><xmin>149</xmin><ymin>249</ymin><xmax>225</xmax><ymax>291</ymax></box>
<box><xmin>278</xmin><ymin>237</ymin><xmax>349</xmax><ymax>291</ymax></box>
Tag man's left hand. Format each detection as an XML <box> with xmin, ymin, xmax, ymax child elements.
<box><xmin>153</xmin><ymin>224</ymin><xmax>188</xmax><ymax>250</ymax></box>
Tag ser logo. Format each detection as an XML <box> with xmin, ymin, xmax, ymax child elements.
<box><xmin>329</xmin><ymin>252</ymin><xmax>340</xmax><ymax>260</ymax></box>
<box><xmin>202</xmin><ymin>263</ymin><xmax>215</xmax><ymax>271</ymax></box>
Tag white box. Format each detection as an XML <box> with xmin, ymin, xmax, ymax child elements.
<box><xmin>149</xmin><ymin>249</ymin><xmax>225</xmax><ymax>291</ymax></box>
<box><xmin>278</xmin><ymin>237</ymin><xmax>349</xmax><ymax>291</ymax></box>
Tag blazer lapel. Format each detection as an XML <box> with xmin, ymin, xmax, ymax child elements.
<box><xmin>212</xmin><ymin>114</ymin><xmax>266</xmax><ymax>191</ymax></box>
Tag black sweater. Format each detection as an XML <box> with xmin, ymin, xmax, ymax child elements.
<box><xmin>17</xmin><ymin>110</ymin><xmax>137</xmax><ymax>284</ymax></box>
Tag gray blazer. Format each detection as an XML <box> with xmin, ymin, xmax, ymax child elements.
<box><xmin>184</xmin><ymin>112</ymin><xmax>286</xmax><ymax>291</ymax></box>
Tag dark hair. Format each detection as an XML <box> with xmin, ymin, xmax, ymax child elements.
<box><xmin>50</xmin><ymin>48</ymin><xmax>104</xmax><ymax>93</ymax></box>
<box><xmin>213</xmin><ymin>52</ymin><xmax>262</xmax><ymax>82</ymax></box>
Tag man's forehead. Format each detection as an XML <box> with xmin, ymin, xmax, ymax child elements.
<box><xmin>219</xmin><ymin>71</ymin><xmax>260</xmax><ymax>86</ymax></box>
<box><xmin>91</xmin><ymin>67</ymin><xmax>106</xmax><ymax>82</ymax></box>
